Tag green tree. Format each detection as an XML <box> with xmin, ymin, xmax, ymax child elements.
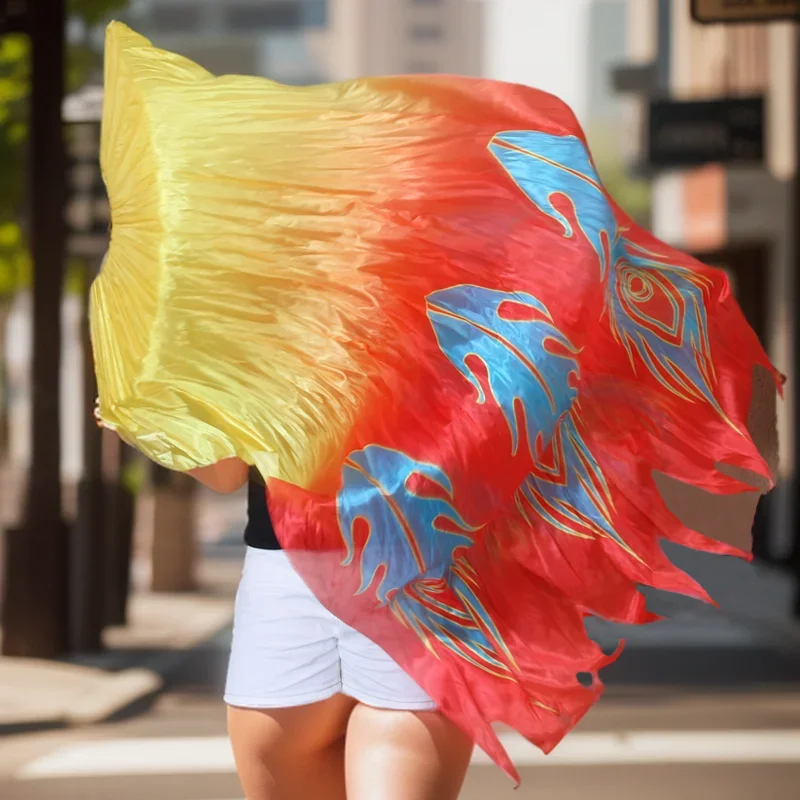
<box><xmin>0</xmin><ymin>0</ymin><xmax>127</xmax><ymax>296</ymax></box>
<box><xmin>586</xmin><ymin>123</ymin><xmax>652</xmax><ymax>229</ymax></box>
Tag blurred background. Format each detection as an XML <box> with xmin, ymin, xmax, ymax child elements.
<box><xmin>0</xmin><ymin>1</ymin><xmax>797</xmax><ymax>798</ymax></box>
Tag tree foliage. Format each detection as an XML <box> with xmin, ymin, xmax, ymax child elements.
<box><xmin>586</xmin><ymin>123</ymin><xmax>652</xmax><ymax>229</ymax></box>
<box><xmin>0</xmin><ymin>0</ymin><xmax>126</xmax><ymax>297</ymax></box>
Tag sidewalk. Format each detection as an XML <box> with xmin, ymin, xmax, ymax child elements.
<box><xmin>0</xmin><ymin>555</ymin><xmax>240</xmax><ymax>735</ymax></box>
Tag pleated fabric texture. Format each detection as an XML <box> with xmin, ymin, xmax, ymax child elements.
<box><xmin>92</xmin><ymin>22</ymin><xmax>781</xmax><ymax>782</ymax></box>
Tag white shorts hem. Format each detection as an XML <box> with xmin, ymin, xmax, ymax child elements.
<box><xmin>224</xmin><ymin>687</ymin><xmax>437</xmax><ymax>713</ymax></box>
<box><xmin>224</xmin><ymin>684</ymin><xmax>342</xmax><ymax>709</ymax></box>
<box><xmin>344</xmin><ymin>690</ymin><xmax>437</xmax><ymax>712</ymax></box>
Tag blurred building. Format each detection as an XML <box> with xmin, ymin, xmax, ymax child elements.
<box><xmin>327</xmin><ymin>0</ymin><xmax>483</xmax><ymax>80</ymax></box>
<box><xmin>586</xmin><ymin>0</ymin><xmax>627</xmax><ymax>128</ymax></box>
<box><xmin>483</xmin><ymin>0</ymin><xmax>593</xmax><ymax>123</ymax></box>
<box><xmin>122</xmin><ymin>0</ymin><xmax>329</xmax><ymax>81</ymax></box>
<box><xmin>122</xmin><ymin>0</ymin><xmax>484</xmax><ymax>83</ymax></box>
<box><xmin>615</xmin><ymin>0</ymin><xmax>796</xmax><ymax>565</ymax></box>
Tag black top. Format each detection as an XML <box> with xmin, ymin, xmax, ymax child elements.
<box><xmin>244</xmin><ymin>468</ymin><xmax>281</xmax><ymax>550</ymax></box>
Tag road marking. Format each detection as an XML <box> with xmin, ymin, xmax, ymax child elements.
<box><xmin>17</xmin><ymin>729</ymin><xmax>800</xmax><ymax>780</ymax></box>
<box><xmin>18</xmin><ymin>737</ymin><xmax>235</xmax><ymax>779</ymax></box>
<box><xmin>474</xmin><ymin>729</ymin><xmax>800</xmax><ymax>766</ymax></box>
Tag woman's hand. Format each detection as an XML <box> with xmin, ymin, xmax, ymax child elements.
<box><xmin>189</xmin><ymin>457</ymin><xmax>249</xmax><ymax>493</ymax></box>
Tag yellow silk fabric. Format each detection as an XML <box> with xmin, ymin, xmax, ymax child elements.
<box><xmin>93</xmin><ymin>23</ymin><xmax>397</xmax><ymax>487</ymax></box>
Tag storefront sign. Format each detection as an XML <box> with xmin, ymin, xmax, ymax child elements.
<box><xmin>648</xmin><ymin>97</ymin><xmax>765</xmax><ymax>168</ymax></box>
<box><xmin>692</xmin><ymin>0</ymin><xmax>799</xmax><ymax>24</ymax></box>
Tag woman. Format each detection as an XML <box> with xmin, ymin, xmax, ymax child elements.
<box><xmin>94</xmin><ymin>22</ymin><xmax>779</xmax><ymax>799</ymax></box>
<box><xmin>190</xmin><ymin>458</ymin><xmax>473</xmax><ymax>800</ymax></box>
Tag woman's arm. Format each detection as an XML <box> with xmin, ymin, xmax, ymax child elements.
<box><xmin>189</xmin><ymin>457</ymin><xmax>249</xmax><ymax>493</ymax></box>
<box><xmin>94</xmin><ymin>401</ymin><xmax>247</xmax><ymax>493</ymax></box>
<box><xmin>95</xmin><ymin>400</ymin><xmax>249</xmax><ymax>493</ymax></box>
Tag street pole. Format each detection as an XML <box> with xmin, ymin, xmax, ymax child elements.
<box><xmin>71</xmin><ymin>255</ymin><xmax>106</xmax><ymax>651</ymax></box>
<box><xmin>1</xmin><ymin>0</ymin><xmax>69</xmax><ymax>657</ymax></box>
<box><xmin>104</xmin><ymin>436</ymin><xmax>135</xmax><ymax>626</ymax></box>
<box><xmin>792</xmin><ymin>22</ymin><xmax>800</xmax><ymax>616</ymax></box>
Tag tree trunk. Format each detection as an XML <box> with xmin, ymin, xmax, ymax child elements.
<box><xmin>147</xmin><ymin>465</ymin><xmax>197</xmax><ymax>593</ymax></box>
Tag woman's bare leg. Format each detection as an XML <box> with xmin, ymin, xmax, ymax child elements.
<box><xmin>345</xmin><ymin>705</ymin><xmax>473</xmax><ymax>800</ymax></box>
<box><xmin>228</xmin><ymin>694</ymin><xmax>356</xmax><ymax>800</ymax></box>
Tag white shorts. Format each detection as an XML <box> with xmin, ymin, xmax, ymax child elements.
<box><xmin>224</xmin><ymin>548</ymin><xmax>436</xmax><ymax>711</ymax></box>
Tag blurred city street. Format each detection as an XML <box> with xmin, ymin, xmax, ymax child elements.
<box><xmin>1</xmin><ymin>523</ymin><xmax>799</xmax><ymax>799</ymax></box>
<box><xmin>2</xmin><ymin>649</ymin><xmax>800</xmax><ymax>799</ymax></box>
<box><xmin>0</xmin><ymin>1</ymin><xmax>799</xmax><ymax>799</ymax></box>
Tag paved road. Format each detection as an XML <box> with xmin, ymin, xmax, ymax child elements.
<box><xmin>3</xmin><ymin>593</ymin><xmax>800</xmax><ymax>800</ymax></box>
<box><xmin>2</xmin><ymin>672</ymin><xmax>800</xmax><ymax>800</ymax></box>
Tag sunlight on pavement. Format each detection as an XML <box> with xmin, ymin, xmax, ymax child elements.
<box><xmin>17</xmin><ymin>729</ymin><xmax>800</xmax><ymax>781</ymax></box>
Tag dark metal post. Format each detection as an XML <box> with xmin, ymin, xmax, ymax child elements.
<box><xmin>1</xmin><ymin>0</ymin><xmax>69</xmax><ymax>658</ymax></box>
<box><xmin>792</xmin><ymin>24</ymin><xmax>800</xmax><ymax>615</ymax></box>
<box><xmin>71</xmin><ymin>257</ymin><xmax>106</xmax><ymax>651</ymax></box>
<box><xmin>104</xmin><ymin>437</ymin><xmax>135</xmax><ymax>626</ymax></box>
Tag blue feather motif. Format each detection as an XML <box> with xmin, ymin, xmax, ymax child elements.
<box><xmin>488</xmin><ymin>132</ymin><xmax>617</xmax><ymax>277</ymax></box>
<box><xmin>339</xmin><ymin>446</ymin><xmax>475</xmax><ymax>602</ymax></box>
<box><xmin>515</xmin><ymin>412</ymin><xmax>636</xmax><ymax>557</ymax></box>
<box><xmin>338</xmin><ymin>130</ymin><xmax>729</xmax><ymax>678</ymax></box>
<box><xmin>609</xmin><ymin>240</ymin><xmax>720</xmax><ymax>410</ymax></box>
<box><xmin>426</xmin><ymin>285</ymin><xmax>631</xmax><ymax>553</ymax></box>
<box><xmin>426</xmin><ymin>285</ymin><xmax>579</xmax><ymax>458</ymax></box>
<box><xmin>337</xmin><ymin>446</ymin><xmax>515</xmax><ymax>676</ymax></box>
<box><xmin>393</xmin><ymin>559</ymin><xmax>518</xmax><ymax>679</ymax></box>
<box><xmin>489</xmin><ymin>131</ymin><xmax>723</xmax><ymax>414</ymax></box>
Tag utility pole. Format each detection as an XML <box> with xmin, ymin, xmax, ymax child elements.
<box><xmin>1</xmin><ymin>0</ymin><xmax>70</xmax><ymax>657</ymax></box>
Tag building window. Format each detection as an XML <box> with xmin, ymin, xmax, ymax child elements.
<box><xmin>407</xmin><ymin>61</ymin><xmax>438</xmax><ymax>74</ymax></box>
<box><xmin>261</xmin><ymin>31</ymin><xmax>324</xmax><ymax>84</ymax></box>
<box><xmin>226</xmin><ymin>2</ymin><xmax>303</xmax><ymax>32</ymax></box>
<box><xmin>150</xmin><ymin>4</ymin><xmax>203</xmax><ymax>33</ymax></box>
<box><xmin>408</xmin><ymin>23</ymin><xmax>443</xmax><ymax>41</ymax></box>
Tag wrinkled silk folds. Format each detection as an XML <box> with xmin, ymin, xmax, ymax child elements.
<box><xmin>93</xmin><ymin>23</ymin><xmax>779</xmax><ymax>782</ymax></box>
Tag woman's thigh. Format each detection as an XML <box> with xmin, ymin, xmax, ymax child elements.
<box><xmin>344</xmin><ymin>704</ymin><xmax>473</xmax><ymax>800</ymax></box>
<box><xmin>228</xmin><ymin>695</ymin><xmax>356</xmax><ymax>800</ymax></box>
<box><xmin>225</xmin><ymin>549</ymin><xmax>356</xmax><ymax>798</ymax></box>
